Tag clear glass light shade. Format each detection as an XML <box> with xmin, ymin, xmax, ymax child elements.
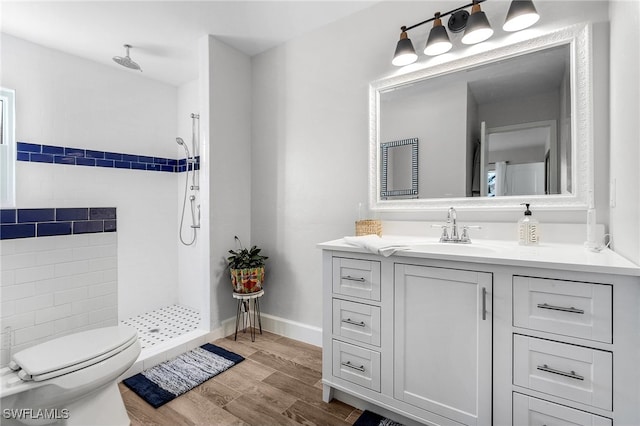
<box><xmin>392</xmin><ymin>33</ymin><xmax>418</xmax><ymax>66</ymax></box>
<box><xmin>503</xmin><ymin>0</ymin><xmax>540</xmax><ymax>32</ymax></box>
<box><xmin>424</xmin><ymin>23</ymin><xmax>452</xmax><ymax>56</ymax></box>
<box><xmin>461</xmin><ymin>10</ymin><xmax>493</xmax><ymax>44</ymax></box>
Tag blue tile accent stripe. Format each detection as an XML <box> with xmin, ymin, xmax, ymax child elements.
<box><xmin>0</xmin><ymin>207</ymin><xmax>117</xmax><ymax>240</ymax></box>
<box><xmin>16</xmin><ymin>142</ymin><xmax>200</xmax><ymax>173</ymax></box>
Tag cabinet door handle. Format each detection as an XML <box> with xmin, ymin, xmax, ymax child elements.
<box><xmin>536</xmin><ymin>364</ymin><xmax>584</xmax><ymax>381</ymax></box>
<box><xmin>342</xmin><ymin>275</ymin><xmax>365</xmax><ymax>282</ymax></box>
<box><xmin>482</xmin><ymin>287</ymin><xmax>487</xmax><ymax>320</ymax></box>
<box><xmin>341</xmin><ymin>318</ymin><xmax>366</xmax><ymax>327</ymax></box>
<box><xmin>537</xmin><ymin>303</ymin><xmax>584</xmax><ymax>314</ymax></box>
<box><xmin>341</xmin><ymin>361</ymin><xmax>365</xmax><ymax>372</ymax></box>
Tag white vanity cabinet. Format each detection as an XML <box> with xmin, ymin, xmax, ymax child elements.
<box><xmin>320</xmin><ymin>239</ymin><xmax>640</xmax><ymax>426</ymax></box>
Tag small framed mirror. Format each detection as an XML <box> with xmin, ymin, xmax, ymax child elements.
<box><xmin>380</xmin><ymin>138</ymin><xmax>418</xmax><ymax>199</ymax></box>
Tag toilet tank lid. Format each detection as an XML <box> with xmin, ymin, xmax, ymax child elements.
<box><xmin>11</xmin><ymin>325</ymin><xmax>138</xmax><ymax>377</ymax></box>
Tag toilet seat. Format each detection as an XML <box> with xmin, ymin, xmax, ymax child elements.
<box><xmin>11</xmin><ymin>326</ymin><xmax>138</xmax><ymax>382</ymax></box>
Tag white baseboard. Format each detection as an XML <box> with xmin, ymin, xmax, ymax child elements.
<box><xmin>210</xmin><ymin>313</ymin><xmax>322</xmax><ymax>347</ymax></box>
<box><xmin>260</xmin><ymin>313</ymin><xmax>322</xmax><ymax>347</ymax></box>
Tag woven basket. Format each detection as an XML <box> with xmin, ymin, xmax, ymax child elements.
<box><xmin>355</xmin><ymin>219</ymin><xmax>382</xmax><ymax>237</ymax></box>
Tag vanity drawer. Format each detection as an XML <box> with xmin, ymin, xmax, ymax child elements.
<box><xmin>513</xmin><ymin>334</ymin><xmax>612</xmax><ymax>410</ymax></box>
<box><xmin>513</xmin><ymin>276</ymin><xmax>612</xmax><ymax>343</ymax></box>
<box><xmin>332</xmin><ymin>340</ymin><xmax>381</xmax><ymax>392</ymax></box>
<box><xmin>513</xmin><ymin>393</ymin><xmax>612</xmax><ymax>426</ymax></box>
<box><xmin>332</xmin><ymin>257</ymin><xmax>381</xmax><ymax>301</ymax></box>
<box><xmin>332</xmin><ymin>299</ymin><xmax>381</xmax><ymax>346</ymax></box>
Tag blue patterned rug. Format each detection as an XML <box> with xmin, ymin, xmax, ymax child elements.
<box><xmin>123</xmin><ymin>343</ymin><xmax>244</xmax><ymax>408</ymax></box>
<box><xmin>354</xmin><ymin>410</ymin><xmax>405</xmax><ymax>426</ymax></box>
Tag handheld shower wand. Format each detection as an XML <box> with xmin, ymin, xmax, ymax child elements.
<box><xmin>176</xmin><ymin>137</ymin><xmax>191</xmax><ymax>160</ymax></box>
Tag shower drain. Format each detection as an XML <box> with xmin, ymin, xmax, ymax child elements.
<box><xmin>148</xmin><ymin>328</ymin><xmax>160</xmax><ymax>333</ymax></box>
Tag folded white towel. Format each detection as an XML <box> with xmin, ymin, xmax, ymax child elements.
<box><xmin>343</xmin><ymin>235</ymin><xmax>410</xmax><ymax>257</ymax></box>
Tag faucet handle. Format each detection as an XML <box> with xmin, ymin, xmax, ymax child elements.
<box><xmin>460</xmin><ymin>225</ymin><xmax>481</xmax><ymax>243</ymax></box>
<box><xmin>431</xmin><ymin>224</ymin><xmax>449</xmax><ymax>242</ymax></box>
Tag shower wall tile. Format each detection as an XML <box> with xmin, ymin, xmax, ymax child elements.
<box><xmin>56</xmin><ymin>208</ymin><xmax>88</xmax><ymax>221</ymax></box>
<box><xmin>0</xmin><ymin>207</ymin><xmax>117</xmax><ymax>240</ymax></box>
<box><xmin>30</xmin><ymin>153</ymin><xmax>54</xmax><ymax>163</ymax></box>
<box><xmin>105</xmin><ymin>152</ymin><xmax>122</xmax><ymax>161</ymax></box>
<box><xmin>73</xmin><ymin>221</ymin><xmax>104</xmax><ymax>234</ymax></box>
<box><xmin>16</xmin><ymin>142</ymin><xmax>41</xmax><ymax>152</ymax></box>
<box><xmin>85</xmin><ymin>150</ymin><xmax>105</xmax><ymax>159</ymax></box>
<box><xmin>16</xmin><ymin>141</ymin><xmax>199</xmax><ymax>174</ymax></box>
<box><xmin>90</xmin><ymin>208</ymin><xmax>116</xmax><ymax>220</ymax></box>
<box><xmin>75</xmin><ymin>157</ymin><xmax>96</xmax><ymax>167</ymax></box>
<box><xmin>18</xmin><ymin>209</ymin><xmax>55</xmax><ymax>223</ymax></box>
<box><xmin>42</xmin><ymin>145</ymin><xmax>64</xmax><ymax>155</ymax></box>
<box><xmin>1</xmin><ymin>209</ymin><xmax>17</xmax><ymax>224</ymax></box>
<box><xmin>0</xmin><ymin>233</ymin><xmax>118</xmax><ymax>367</ymax></box>
<box><xmin>131</xmin><ymin>162</ymin><xmax>146</xmax><ymax>171</ymax></box>
<box><xmin>54</xmin><ymin>155</ymin><xmax>76</xmax><ymax>165</ymax></box>
<box><xmin>37</xmin><ymin>222</ymin><xmax>72</xmax><ymax>237</ymax></box>
<box><xmin>96</xmin><ymin>159</ymin><xmax>114</xmax><ymax>168</ymax></box>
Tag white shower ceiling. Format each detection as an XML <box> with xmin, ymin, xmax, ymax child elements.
<box><xmin>0</xmin><ymin>1</ymin><xmax>378</xmax><ymax>87</ymax></box>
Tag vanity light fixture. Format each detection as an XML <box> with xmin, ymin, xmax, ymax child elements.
<box><xmin>392</xmin><ymin>0</ymin><xmax>540</xmax><ymax>66</ymax></box>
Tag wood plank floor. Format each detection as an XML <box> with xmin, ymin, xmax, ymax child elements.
<box><xmin>119</xmin><ymin>331</ymin><xmax>363</xmax><ymax>426</ymax></box>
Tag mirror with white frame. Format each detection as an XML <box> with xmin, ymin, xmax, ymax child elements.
<box><xmin>369</xmin><ymin>24</ymin><xmax>593</xmax><ymax>211</ymax></box>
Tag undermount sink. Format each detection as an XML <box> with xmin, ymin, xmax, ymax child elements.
<box><xmin>407</xmin><ymin>242</ymin><xmax>500</xmax><ymax>256</ymax></box>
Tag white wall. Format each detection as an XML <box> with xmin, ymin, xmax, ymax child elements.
<box><xmin>251</xmin><ymin>1</ymin><xmax>612</xmax><ymax>330</ymax></box>
<box><xmin>1</xmin><ymin>34</ymin><xmax>181</xmax><ymax>320</ymax></box>
<box><xmin>206</xmin><ymin>37</ymin><xmax>252</xmax><ymax>329</ymax></box>
<box><xmin>609</xmin><ymin>0</ymin><xmax>640</xmax><ymax>263</ymax></box>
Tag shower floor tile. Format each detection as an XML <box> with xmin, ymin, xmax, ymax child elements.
<box><xmin>120</xmin><ymin>305</ymin><xmax>200</xmax><ymax>350</ymax></box>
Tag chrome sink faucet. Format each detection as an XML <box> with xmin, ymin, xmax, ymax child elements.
<box><xmin>434</xmin><ymin>207</ymin><xmax>480</xmax><ymax>244</ymax></box>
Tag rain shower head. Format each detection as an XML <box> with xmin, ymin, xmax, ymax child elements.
<box><xmin>113</xmin><ymin>44</ymin><xmax>142</xmax><ymax>72</ymax></box>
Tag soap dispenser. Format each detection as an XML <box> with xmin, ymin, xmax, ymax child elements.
<box><xmin>518</xmin><ymin>203</ymin><xmax>539</xmax><ymax>245</ymax></box>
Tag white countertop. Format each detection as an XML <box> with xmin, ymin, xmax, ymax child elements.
<box><xmin>318</xmin><ymin>236</ymin><xmax>640</xmax><ymax>276</ymax></box>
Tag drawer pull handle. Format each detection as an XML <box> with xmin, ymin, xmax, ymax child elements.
<box><xmin>342</xmin><ymin>276</ymin><xmax>365</xmax><ymax>282</ymax></box>
<box><xmin>341</xmin><ymin>361</ymin><xmax>365</xmax><ymax>372</ymax></box>
<box><xmin>342</xmin><ymin>318</ymin><xmax>366</xmax><ymax>327</ymax></box>
<box><xmin>537</xmin><ymin>364</ymin><xmax>584</xmax><ymax>381</ymax></box>
<box><xmin>537</xmin><ymin>303</ymin><xmax>584</xmax><ymax>314</ymax></box>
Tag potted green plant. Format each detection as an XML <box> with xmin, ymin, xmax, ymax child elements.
<box><xmin>227</xmin><ymin>236</ymin><xmax>268</xmax><ymax>294</ymax></box>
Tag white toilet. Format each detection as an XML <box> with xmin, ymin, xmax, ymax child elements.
<box><xmin>1</xmin><ymin>325</ymin><xmax>140</xmax><ymax>426</ymax></box>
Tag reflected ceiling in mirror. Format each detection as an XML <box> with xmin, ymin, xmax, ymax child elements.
<box><xmin>370</xmin><ymin>24</ymin><xmax>593</xmax><ymax>211</ymax></box>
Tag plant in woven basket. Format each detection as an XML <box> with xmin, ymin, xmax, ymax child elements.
<box><xmin>227</xmin><ymin>236</ymin><xmax>268</xmax><ymax>294</ymax></box>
